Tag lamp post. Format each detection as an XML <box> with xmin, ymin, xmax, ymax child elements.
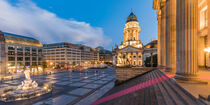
<box><xmin>204</xmin><ymin>47</ymin><xmax>210</xmax><ymax>69</ymax></box>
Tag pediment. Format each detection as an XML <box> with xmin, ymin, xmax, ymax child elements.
<box><xmin>119</xmin><ymin>46</ymin><xmax>141</xmax><ymax>52</ymax></box>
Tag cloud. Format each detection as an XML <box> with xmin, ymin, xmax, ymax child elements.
<box><xmin>0</xmin><ymin>0</ymin><xmax>112</xmax><ymax>47</ymax></box>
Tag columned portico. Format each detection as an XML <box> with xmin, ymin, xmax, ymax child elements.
<box><xmin>175</xmin><ymin>0</ymin><xmax>198</xmax><ymax>79</ymax></box>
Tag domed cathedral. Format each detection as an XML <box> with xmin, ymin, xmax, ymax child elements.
<box><xmin>113</xmin><ymin>9</ymin><xmax>144</xmax><ymax>67</ymax></box>
<box><xmin>120</xmin><ymin>9</ymin><xmax>143</xmax><ymax>49</ymax></box>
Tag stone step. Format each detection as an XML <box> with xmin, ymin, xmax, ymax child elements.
<box><xmin>152</xmin><ymin>71</ymin><xmax>175</xmax><ymax>105</ymax></box>
<box><xmin>156</xmin><ymin>71</ymin><xmax>196</xmax><ymax>105</ymax></box>
<box><xmin>157</xmin><ymin>70</ymin><xmax>207</xmax><ymax>105</ymax></box>
<box><xmin>155</xmin><ymin>70</ymin><xmax>186</xmax><ymax>105</ymax></box>
<box><xmin>148</xmin><ymin>71</ymin><xmax>159</xmax><ymax>105</ymax></box>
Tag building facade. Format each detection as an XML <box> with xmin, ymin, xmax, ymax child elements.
<box><xmin>113</xmin><ymin>10</ymin><xmax>144</xmax><ymax>67</ymax></box>
<box><xmin>97</xmin><ymin>46</ymin><xmax>112</xmax><ymax>63</ymax></box>
<box><xmin>43</xmin><ymin>42</ymin><xmax>81</xmax><ymax>68</ymax></box>
<box><xmin>0</xmin><ymin>31</ymin><xmax>43</xmax><ymax>74</ymax></box>
<box><xmin>143</xmin><ymin>40</ymin><xmax>158</xmax><ymax>67</ymax></box>
<box><xmin>43</xmin><ymin>42</ymin><xmax>99</xmax><ymax>68</ymax></box>
<box><xmin>153</xmin><ymin>0</ymin><xmax>210</xmax><ymax>79</ymax></box>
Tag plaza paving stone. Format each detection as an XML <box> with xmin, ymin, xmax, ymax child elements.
<box><xmin>83</xmin><ymin>83</ymin><xmax>101</xmax><ymax>89</ymax></box>
<box><xmin>0</xmin><ymin>68</ymin><xmax>115</xmax><ymax>105</ymax></box>
<box><xmin>68</xmin><ymin>88</ymin><xmax>92</xmax><ymax>96</ymax></box>
<box><xmin>69</xmin><ymin>82</ymin><xmax>87</xmax><ymax>87</ymax></box>
<box><xmin>55</xmin><ymin>81</ymin><xmax>72</xmax><ymax>85</ymax></box>
<box><xmin>34</xmin><ymin>95</ymin><xmax>78</xmax><ymax>105</ymax></box>
<box><xmin>81</xmin><ymin>79</ymin><xmax>94</xmax><ymax>83</ymax></box>
<box><xmin>94</xmin><ymin>80</ymin><xmax>108</xmax><ymax>84</ymax></box>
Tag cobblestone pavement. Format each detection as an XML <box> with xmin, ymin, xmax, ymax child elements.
<box><xmin>0</xmin><ymin>68</ymin><xmax>115</xmax><ymax>105</ymax></box>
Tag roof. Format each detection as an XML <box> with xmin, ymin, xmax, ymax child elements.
<box><xmin>2</xmin><ymin>32</ymin><xmax>42</xmax><ymax>47</ymax></box>
<box><xmin>94</xmin><ymin>69</ymin><xmax>206</xmax><ymax>105</ymax></box>
<box><xmin>126</xmin><ymin>9</ymin><xmax>138</xmax><ymax>23</ymax></box>
<box><xmin>144</xmin><ymin>40</ymin><xmax>158</xmax><ymax>48</ymax></box>
<box><xmin>3</xmin><ymin>32</ymin><xmax>37</xmax><ymax>41</ymax></box>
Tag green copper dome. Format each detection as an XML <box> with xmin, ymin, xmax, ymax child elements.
<box><xmin>126</xmin><ymin>9</ymin><xmax>138</xmax><ymax>23</ymax></box>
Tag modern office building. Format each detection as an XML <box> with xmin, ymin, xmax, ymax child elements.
<box><xmin>0</xmin><ymin>31</ymin><xmax>43</xmax><ymax>74</ymax></box>
<box><xmin>43</xmin><ymin>42</ymin><xmax>81</xmax><ymax>68</ymax></box>
<box><xmin>43</xmin><ymin>42</ymin><xmax>99</xmax><ymax>68</ymax></box>
<box><xmin>80</xmin><ymin>45</ymin><xmax>99</xmax><ymax>65</ymax></box>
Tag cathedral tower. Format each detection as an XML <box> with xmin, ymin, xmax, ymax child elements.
<box><xmin>120</xmin><ymin>9</ymin><xmax>143</xmax><ymax>49</ymax></box>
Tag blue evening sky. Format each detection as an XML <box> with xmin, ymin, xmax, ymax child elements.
<box><xmin>21</xmin><ymin>0</ymin><xmax>157</xmax><ymax>50</ymax></box>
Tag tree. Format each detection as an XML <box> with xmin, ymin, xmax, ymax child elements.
<box><xmin>144</xmin><ymin>54</ymin><xmax>157</xmax><ymax>67</ymax></box>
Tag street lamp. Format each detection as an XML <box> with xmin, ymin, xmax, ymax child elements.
<box><xmin>204</xmin><ymin>47</ymin><xmax>210</xmax><ymax>69</ymax></box>
<box><xmin>204</xmin><ymin>47</ymin><xmax>210</xmax><ymax>53</ymax></box>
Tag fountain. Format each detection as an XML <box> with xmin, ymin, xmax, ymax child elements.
<box><xmin>0</xmin><ymin>69</ymin><xmax>52</xmax><ymax>102</ymax></box>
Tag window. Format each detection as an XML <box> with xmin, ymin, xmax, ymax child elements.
<box><xmin>32</xmin><ymin>57</ymin><xmax>37</xmax><ymax>61</ymax></box>
<box><xmin>8</xmin><ymin>57</ymin><xmax>15</xmax><ymax>61</ymax></box>
<box><xmin>25</xmin><ymin>57</ymin><xmax>30</xmax><ymax>61</ymax></box>
<box><xmin>204</xmin><ymin>36</ymin><xmax>208</xmax><ymax>48</ymax></box>
<box><xmin>8</xmin><ymin>62</ymin><xmax>15</xmax><ymax>66</ymax></box>
<box><xmin>200</xmin><ymin>7</ymin><xmax>208</xmax><ymax>29</ymax></box>
<box><xmin>17</xmin><ymin>57</ymin><xmax>23</xmax><ymax>61</ymax></box>
<box><xmin>38</xmin><ymin>57</ymin><xmax>42</xmax><ymax>61</ymax></box>
<box><xmin>32</xmin><ymin>48</ymin><xmax>37</xmax><ymax>52</ymax></box>
<box><xmin>25</xmin><ymin>62</ymin><xmax>30</xmax><ymax>66</ymax></box>
<box><xmin>8</xmin><ymin>51</ymin><xmax>15</xmax><ymax>55</ymax></box>
<box><xmin>32</xmin><ymin>62</ymin><xmax>37</xmax><ymax>66</ymax></box>
<box><xmin>8</xmin><ymin>45</ymin><xmax>15</xmax><ymax>50</ymax></box>
<box><xmin>17</xmin><ymin>62</ymin><xmax>23</xmax><ymax>66</ymax></box>
<box><xmin>32</xmin><ymin>53</ymin><xmax>37</xmax><ymax>56</ymax></box>
<box><xmin>25</xmin><ymin>47</ymin><xmax>30</xmax><ymax>51</ymax></box>
<box><xmin>38</xmin><ymin>48</ymin><xmax>42</xmax><ymax>53</ymax></box>
<box><xmin>17</xmin><ymin>46</ymin><xmax>23</xmax><ymax>51</ymax></box>
<box><xmin>17</xmin><ymin>52</ymin><xmax>23</xmax><ymax>56</ymax></box>
<box><xmin>25</xmin><ymin>52</ymin><xmax>30</xmax><ymax>56</ymax></box>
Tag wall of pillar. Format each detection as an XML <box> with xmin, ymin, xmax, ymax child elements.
<box><xmin>207</xmin><ymin>0</ymin><xmax>210</xmax><ymax>68</ymax></box>
<box><xmin>160</xmin><ymin>1</ymin><xmax>167</xmax><ymax>68</ymax></box>
<box><xmin>176</xmin><ymin>0</ymin><xmax>198</xmax><ymax>77</ymax></box>
<box><xmin>157</xmin><ymin>10</ymin><xmax>162</xmax><ymax>67</ymax></box>
<box><xmin>165</xmin><ymin>0</ymin><xmax>176</xmax><ymax>73</ymax></box>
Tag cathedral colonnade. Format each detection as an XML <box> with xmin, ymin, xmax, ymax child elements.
<box><xmin>153</xmin><ymin>0</ymin><xmax>210</xmax><ymax>79</ymax></box>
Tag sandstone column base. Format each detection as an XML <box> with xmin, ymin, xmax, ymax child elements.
<box><xmin>174</xmin><ymin>74</ymin><xmax>208</xmax><ymax>84</ymax></box>
<box><xmin>165</xmin><ymin>68</ymin><xmax>176</xmax><ymax>74</ymax></box>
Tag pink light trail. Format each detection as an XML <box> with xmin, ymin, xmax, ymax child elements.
<box><xmin>92</xmin><ymin>74</ymin><xmax>172</xmax><ymax>105</ymax></box>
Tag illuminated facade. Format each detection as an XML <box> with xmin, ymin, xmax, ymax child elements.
<box><xmin>153</xmin><ymin>0</ymin><xmax>210</xmax><ymax>79</ymax></box>
<box><xmin>43</xmin><ymin>42</ymin><xmax>99</xmax><ymax>68</ymax></box>
<box><xmin>113</xmin><ymin>10</ymin><xmax>144</xmax><ymax>67</ymax></box>
<box><xmin>0</xmin><ymin>31</ymin><xmax>43</xmax><ymax>74</ymax></box>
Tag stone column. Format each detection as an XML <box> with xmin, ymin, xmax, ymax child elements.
<box><xmin>165</xmin><ymin>0</ymin><xmax>176</xmax><ymax>73</ymax></box>
<box><xmin>176</xmin><ymin>0</ymin><xmax>198</xmax><ymax>80</ymax></box>
<box><xmin>157</xmin><ymin>10</ymin><xmax>162</xmax><ymax>67</ymax></box>
<box><xmin>207</xmin><ymin>0</ymin><xmax>210</xmax><ymax>68</ymax></box>
<box><xmin>160</xmin><ymin>1</ymin><xmax>167</xmax><ymax>68</ymax></box>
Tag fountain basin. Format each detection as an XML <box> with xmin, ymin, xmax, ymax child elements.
<box><xmin>0</xmin><ymin>83</ymin><xmax>52</xmax><ymax>102</ymax></box>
